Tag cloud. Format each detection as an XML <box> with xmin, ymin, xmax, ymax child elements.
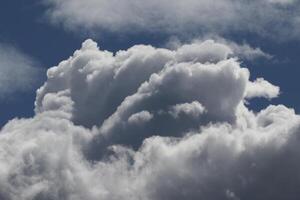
<box><xmin>132</xmin><ymin>105</ymin><xmax>300</xmax><ymax>200</ymax></box>
<box><xmin>246</xmin><ymin>78</ymin><xmax>280</xmax><ymax>99</ymax></box>
<box><xmin>0</xmin><ymin>44</ymin><xmax>42</xmax><ymax>100</ymax></box>
<box><xmin>267</xmin><ymin>0</ymin><xmax>295</xmax><ymax>4</ymax></box>
<box><xmin>221</xmin><ymin>41</ymin><xmax>273</xmax><ymax>61</ymax></box>
<box><xmin>175</xmin><ymin>40</ymin><xmax>233</xmax><ymax>63</ymax></box>
<box><xmin>35</xmin><ymin>39</ymin><xmax>256</xmax><ymax>151</ymax></box>
<box><xmin>128</xmin><ymin>111</ymin><xmax>153</xmax><ymax>125</ymax></box>
<box><xmin>43</xmin><ymin>0</ymin><xmax>300</xmax><ymax>40</ymax></box>
<box><xmin>168</xmin><ymin>101</ymin><xmax>206</xmax><ymax>119</ymax></box>
<box><xmin>1</xmin><ymin>39</ymin><xmax>299</xmax><ymax>200</ymax></box>
<box><xmin>168</xmin><ymin>38</ymin><xmax>272</xmax><ymax>61</ymax></box>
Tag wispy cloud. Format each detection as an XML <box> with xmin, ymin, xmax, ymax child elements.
<box><xmin>0</xmin><ymin>43</ymin><xmax>43</xmax><ymax>100</ymax></box>
<box><xmin>43</xmin><ymin>0</ymin><xmax>300</xmax><ymax>41</ymax></box>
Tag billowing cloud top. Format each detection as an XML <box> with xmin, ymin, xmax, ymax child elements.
<box><xmin>1</xmin><ymin>39</ymin><xmax>299</xmax><ymax>200</ymax></box>
<box><xmin>44</xmin><ymin>0</ymin><xmax>300</xmax><ymax>40</ymax></box>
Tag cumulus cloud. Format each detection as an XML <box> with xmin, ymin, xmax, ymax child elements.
<box><xmin>175</xmin><ymin>40</ymin><xmax>233</xmax><ymax>62</ymax></box>
<box><xmin>1</xmin><ymin>39</ymin><xmax>298</xmax><ymax>200</ymax></box>
<box><xmin>0</xmin><ymin>44</ymin><xmax>42</xmax><ymax>100</ymax></box>
<box><xmin>246</xmin><ymin>78</ymin><xmax>280</xmax><ymax>99</ymax></box>
<box><xmin>35</xmin><ymin>39</ymin><xmax>255</xmax><ymax>151</ymax></box>
<box><xmin>43</xmin><ymin>0</ymin><xmax>300</xmax><ymax>40</ymax></box>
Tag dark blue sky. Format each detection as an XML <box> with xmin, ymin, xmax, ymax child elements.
<box><xmin>0</xmin><ymin>0</ymin><xmax>299</xmax><ymax>126</ymax></box>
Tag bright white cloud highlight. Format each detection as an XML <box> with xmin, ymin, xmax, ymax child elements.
<box><xmin>169</xmin><ymin>101</ymin><xmax>206</xmax><ymax>119</ymax></box>
<box><xmin>246</xmin><ymin>78</ymin><xmax>280</xmax><ymax>99</ymax></box>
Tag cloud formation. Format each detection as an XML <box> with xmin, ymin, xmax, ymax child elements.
<box><xmin>0</xmin><ymin>44</ymin><xmax>42</xmax><ymax>100</ymax></box>
<box><xmin>43</xmin><ymin>0</ymin><xmax>300</xmax><ymax>40</ymax></box>
<box><xmin>167</xmin><ymin>38</ymin><xmax>272</xmax><ymax>61</ymax></box>
<box><xmin>246</xmin><ymin>78</ymin><xmax>280</xmax><ymax>99</ymax></box>
<box><xmin>2</xmin><ymin>39</ymin><xmax>299</xmax><ymax>200</ymax></box>
<box><xmin>168</xmin><ymin>101</ymin><xmax>206</xmax><ymax>119</ymax></box>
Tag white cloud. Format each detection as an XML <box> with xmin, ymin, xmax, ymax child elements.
<box><xmin>43</xmin><ymin>0</ymin><xmax>300</xmax><ymax>40</ymax></box>
<box><xmin>168</xmin><ymin>101</ymin><xmax>206</xmax><ymax>119</ymax></box>
<box><xmin>0</xmin><ymin>44</ymin><xmax>42</xmax><ymax>100</ymax></box>
<box><xmin>246</xmin><ymin>78</ymin><xmax>280</xmax><ymax>99</ymax></box>
<box><xmin>175</xmin><ymin>40</ymin><xmax>233</xmax><ymax>63</ymax></box>
<box><xmin>172</xmin><ymin>38</ymin><xmax>272</xmax><ymax>61</ymax></box>
<box><xmin>0</xmin><ymin>39</ymin><xmax>298</xmax><ymax>200</ymax></box>
<box><xmin>128</xmin><ymin>111</ymin><xmax>153</xmax><ymax>125</ymax></box>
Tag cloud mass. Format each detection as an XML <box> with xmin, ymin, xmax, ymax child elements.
<box><xmin>43</xmin><ymin>0</ymin><xmax>300</xmax><ymax>40</ymax></box>
<box><xmin>1</xmin><ymin>39</ymin><xmax>300</xmax><ymax>200</ymax></box>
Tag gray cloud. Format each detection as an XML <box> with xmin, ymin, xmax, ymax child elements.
<box><xmin>1</xmin><ymin>39</ymin><xmax>297</xmax><ymax>200</ymax></box>
<box><xmin>43</xmin><ymin>0</ymin><xmax>300</xmax><ymax>41</ymax></box>
<box><xmin>167</xmin><ymin>38</ymin><xmax>272</xmax><ymax>61</ymax></box>
<box><xmin>134</xmin><ymin>105</ymin><xmax>300</xmax><ymax>200</ymax></box>
<box><xmin>36</xmin><ymin>39</ymin><xmax>277</xmax><ymax>153</ymax></box>
<box><xmin>128</xmin><ymin>111</ymin><xmax>153</xmax><ymax>125</ymax></box>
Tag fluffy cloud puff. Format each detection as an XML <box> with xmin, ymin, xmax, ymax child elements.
<box><xmin>1</xmin><ymin>39</ymin><xmax>299</xmax><ymax>200</ymax></box>
<box><xmin>43</xmin><ymin>0</ymin><xmax>300</xmax><ymax>40</ymax></box>
<box><xmin>246</xmin><ymin>78</ymin><xmax>280</xmax><ymax>99</ymax></box>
